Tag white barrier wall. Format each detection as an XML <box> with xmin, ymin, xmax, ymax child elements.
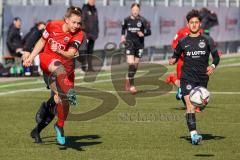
<box><xmin>2</xmin><ymin>5</ymin><xmax>240</xmax><ymax>55</ymax></box>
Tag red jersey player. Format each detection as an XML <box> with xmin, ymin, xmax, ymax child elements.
<box><xmin>23</xmin><ymin>6</ymin><xmax>84</xmax><ymax>145</ymax></box>
<box><xmin>168</xmin><ymin>27</ymin><xmax>189</xmax><ymax>84</ymax></box>
<box><xmin>166</xmin><ymin>26</ymin><xmax>189</xmax><ymax>100</ymax></box>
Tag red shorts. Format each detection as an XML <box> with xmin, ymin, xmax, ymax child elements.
<box><xmin>40</xmin><ymin>53</ymin><xmax>75</xmax><ymax>87</ymax></box>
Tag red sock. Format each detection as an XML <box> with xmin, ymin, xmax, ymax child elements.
<box><xmin>166</xmin><ymin>74</ymin><xmax>178</xmax><ymax>84</ymax></box>
<box><xmin>57</xmin><ymin>119</ymin><xmax>64</xmax><ymax>127</ymax></box>
<box><xmin>56</xmin><ymin>103</ymin><xmax>69</xmax><ymax>127</ymax></box>
<box><xmin>171</xmin><ymin>75</ymin><xmax>178</xmax><ymax>84</ymax></box>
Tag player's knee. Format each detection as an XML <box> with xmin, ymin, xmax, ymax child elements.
<box><xmin>54</xmin><ymin>66</ymin><xmax>66</xmax><ymax>76</ymax></box>
<box><xmin>48</xmin><ymin>60</ymin><xmax>66</xmax><ymax>74</ymax></box>
<box><xmin>54</xmin><ymin>94</ymin><xmax>61</xmax><ymax>104</ymax></box>
<box><xmin>134</xmin><ymin>58</ymin><xmax>140</xmax><ymax>64</ymax></box>
<box><xmin>127</xmin><ymin>60</ymin><xmax>135</xmax><ymax>64</ymax></box>
<box><xmin>127</xmin><ymin>56</ymin><xmax>135</xmax><ymax>64</ymax></box>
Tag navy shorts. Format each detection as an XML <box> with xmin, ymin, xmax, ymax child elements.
<box><xmin>125</xmin><ymin>45</ymin><xmax>144</xmax><ymax>58</ymax></box>
<box><xmin>180</xmin><ymin>79</ymin><xmax>208</xmax><ymax>96</ymax></box>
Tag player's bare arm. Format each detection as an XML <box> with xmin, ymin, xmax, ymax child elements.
<box><xmin>21</xmin><ymin>51</ymin><xmax>31</xmax><ymax>61</ymax></box>
<box><xmin>54</xmin><ymin>46</ymin><xmax>78</xmax><ymax>59</ymax></box>
<box><xmin>121</xmin><ymin>35</ymin><xmax>126</xmax><ymax>43</ymax></box>
<box><xmin>169</xmin><ymin>40</ymin><xmax>183</xmax><ymax>65</ymax></box>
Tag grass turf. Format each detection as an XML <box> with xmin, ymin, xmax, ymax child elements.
<box><xmin>0</xmin><ymin>56</ymin><xmax>240</xmax><ymax>160</ymax></box>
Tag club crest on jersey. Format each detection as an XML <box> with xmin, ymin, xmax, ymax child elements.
<box><xmin>186</xmin><ymin>84</ymin><xmax>192</xmax><ymax>90</ymax></box>
<box><xmin>137</xmin><ymin>21</ymin><xmax>142</xmax><ymax>27</ymax></box>
<box><xmin>199</xmin><ymin>41</ymin><xmax>206</xmax><ymax>48</ymax></box>
<box><xmin>64</xmin><ymin>37</ymin><xmax>70</xmax><ymax>43</ymax></box>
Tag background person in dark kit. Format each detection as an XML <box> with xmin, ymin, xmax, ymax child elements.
<box><xmin>22</xmin><ymin>21</ymin><xmax>46</xmax><ymax>76</ymax></box>
<box><xmin>199</xmin><ymin>7</ymin><xmax>218</xmax><ymax>35</ymax></box>
<box><xmin>23</xmin><ymin>21</ymin><xmax>46</xmax><ymax>49</ymax></box>
<box><xmin>7</xmin><ymin>17</ymin><xmax>24</xmax><ymax>57</ymax></box>
<box><xmin>80</xmin><ymin>0</ymin><xmax>99</xmax><ymax>72</ymax></box>
<box><xmin>121</xmin><ymin>3</ymin><xmax>151</xmax><ymax>94</ymax></box>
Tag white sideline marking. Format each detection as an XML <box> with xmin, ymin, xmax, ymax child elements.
<box><xmin>1</xmin><ymin>62</ymin><xmax>240</xmax><ymax>89</ymax></box>
<box><xmin>0</xmin><ymin>71</ymin><xmax>146</xmax><ymax>89</ymax></box>
<box><xmin>0</xmin><ymin>62</ymin><xmax>240</xmax><ymax>96</ymax></box>
<box><xmin>0</xmin><ymin>88</ymin><xmax>240</xmax><ymax>96</ymax></box>
<box><xmin>0</xmin><ymin>88</ymin><xmax>46</xmax><ymax>96</ymax></box>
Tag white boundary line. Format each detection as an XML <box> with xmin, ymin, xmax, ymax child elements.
<box><xmin>0</xmin><ymin>88</ymin><xmax>240</xmax><ymax>96</ymax></box>
<box><xmin>1</xmin><ymin>62</ymin><xmax>240</xmax><ymax>89</ymax></box>
<box><xmin>0</xmin><ymin>63</ymin><xmax>240</xmax><ymax>96</ymax></box>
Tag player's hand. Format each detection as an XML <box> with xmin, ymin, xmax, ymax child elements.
<box><xmin>16</xmin><ymin>48</ymin><xmax>23</xmax><ymax>53</ymax></box>
<box><xmin>21</xmin><ymin>51</ymin><xmax>31</xmax><ymax>61</ymax></box>
<box><xmin>121</xmin><ymin>35</ymin><xmax>126</xmax><ymax>43</ymax></box>
<box><xmin>137</xmin><ymin>31</ymin><xmax>144</xmax><ymax>37</ymax></box>
<box><xmin>23</xmin><ymin>56</ymin><xmax>34</xmax><ymax>67</ymax></box>
<box><xmin>206</xmin><ymin>65</ymin><xmax>215</xmax><ymax>75</ymax></box>
<box><xmin>169</xmin><ymin>58</ymin><xmax>176</xmax><ymax>65</ymax></box>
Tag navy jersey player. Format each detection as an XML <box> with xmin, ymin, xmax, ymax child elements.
<box><xmin>121</xmin><ymin>3</ymin><xmax>151</xmax><ymax>94</ymax></box>
<box><xmin>169</xmin><ymin>9</ymin><xmax>220</xmax><ymax>145</ymax></box>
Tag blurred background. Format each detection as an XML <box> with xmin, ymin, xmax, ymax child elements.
<box><xmin>0</xmin><ymin>0</ymin><xmax>239</xmax><ymax>76</ymax></box>
<box><xmin>0</xmin><ymin>2</ymin><xmax>240</xmax><ymax>157</ymax></box>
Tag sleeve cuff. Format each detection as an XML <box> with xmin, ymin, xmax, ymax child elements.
<box><xmin>211</xmin><ymin>64</ymin><xmax>216</xmax><ymax>68</ymax></box>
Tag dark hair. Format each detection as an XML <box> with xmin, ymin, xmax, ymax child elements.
<box><xmin>13</xmin><ymin>17</ymin><xmax>21</xmax><ymax>21</ymax></box>
<box><xmin>35</xmin><ymin>21</ymin><xmax>45</xmax><ymax>27</ymax></box>
<box><xmin>131</xmin><ymin>3</ymin><xmax>140</xmax><ymax>9</ymax></box>
<box><xmin>65</xmin><ymin>6</ymin><xmax>82</xmax><ymax>18</ymax></box>
<box><xmin>186</xmin><ymin>9</ymin><xmax>201</xmax><ymax>22</ymax></box>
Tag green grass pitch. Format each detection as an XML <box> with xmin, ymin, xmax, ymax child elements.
<box><xmin>0</xmin><ymin>55</ymin><xmax>240</xmax><ymax>160</ymax></box>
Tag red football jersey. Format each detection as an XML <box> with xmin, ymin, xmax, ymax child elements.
<box><xmin>172</xmin><ymin>26</ymin><xmax>190</xmax><ymax>49</ymax></box>
<box><xmin>171</xmin><ymin>27</ymin><xmax>189</xmax><ymax>79</ymax></box>
<box><xmin>42</xmin><ymin>20</ymin><xmax>84</xmax><ymax>64</ymax></box>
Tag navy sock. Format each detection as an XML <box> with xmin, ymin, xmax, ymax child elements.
<box><xmin>46</xmin><ymin>96</ymin><xmax>56</xmax><ymax>114</ymax></box>
<box><xmin>186</xmin><ymin>113</ymin><xmax>196</xmax><ymax>132</ymax></box>
<box><xmin>181</xmin><ymin>96</ymin><xmax>186</xmax><ymax>106</ymax></box>
<box><xmin>128</xmin><ymin>65</ymin><xmax>136</xmax><ymax>86</ymax></box>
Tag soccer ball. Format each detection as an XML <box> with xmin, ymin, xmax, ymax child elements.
<box><xmin>189</xmin><ymin>86</ymin><xmax>210</xmax><ymax>107</ymax></box>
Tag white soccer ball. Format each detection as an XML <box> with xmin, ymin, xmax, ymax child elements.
<box><xmin>189</xmin><ymin>86</ymin><xmax>210</xmax><ymax>107</ymax></box>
